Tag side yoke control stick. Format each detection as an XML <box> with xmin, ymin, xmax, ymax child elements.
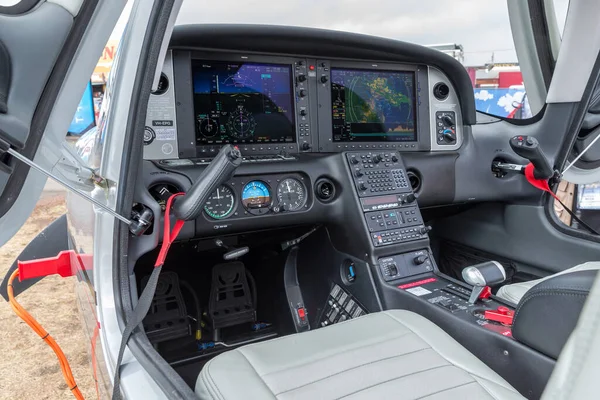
<box><xmin>172</xmin><ymin>144</ymin><xmax>242</xmax><ymax>221</ymax></box>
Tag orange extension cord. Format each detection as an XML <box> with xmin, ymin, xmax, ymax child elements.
<box><xmin>7</xmin><ymin>270</ymin><xmax>84</xmax><ymax>400</ymax></box>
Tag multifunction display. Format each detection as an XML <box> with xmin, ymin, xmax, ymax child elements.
<box><xmin>331</xmin><ymin>68</ymin><xmax>416</xmax><ymax>142</ymax></box>
<box><xmin>192</xmin><ymin>61</ymin><xmax>296</xmax><ymax>145</ymax></box>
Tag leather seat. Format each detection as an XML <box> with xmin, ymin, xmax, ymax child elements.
<box><xmin>196</xmin><ymin>310</ymin><xmax>525</xmax><ymax>400</ymax></box>
<box><xmin>496</xmin><ymin>262</ymin><xmax>600</xmax><ymax>304</ymax></box>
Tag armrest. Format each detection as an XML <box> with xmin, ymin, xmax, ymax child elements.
<box><xmin>512</xmin><ymin>269</ymin><xmax>597</xmax><ymax>359</ymax></box>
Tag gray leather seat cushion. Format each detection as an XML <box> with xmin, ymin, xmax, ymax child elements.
<box><xmin>196</xmin><ymin>310</ymin><xmax>524</xmax><ymax>400</ymax></box>
<box><xmin>497</xmin><ymin>262</ymin><xmax>600</xmax><ymax>304</ymax></box>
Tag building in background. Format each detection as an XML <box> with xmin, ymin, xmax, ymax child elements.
<box><xmin>428</xmin><ymin>43</ymin><xmax>529</xmax><ymax>119</ymax></box>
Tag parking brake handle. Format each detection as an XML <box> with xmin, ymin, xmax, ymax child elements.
<box><xmin>172</xmin><ymin>145</ymin><xmax>242</xmax><ymax>221</ymax></box>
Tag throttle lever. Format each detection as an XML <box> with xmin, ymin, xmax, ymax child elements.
<box><xmin>173</xmin><ymin>145</ymin><xmax>242</xmax><ymax>221</ymax></box>
<box><xmin>509</xmin><ymin>135</ymin><xmax>554</xmax><ymax>179</ymax></box>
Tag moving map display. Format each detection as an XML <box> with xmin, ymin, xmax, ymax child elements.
<box><xmin>331</xmin><ymin>68</ymin><xmax>416</xmax><ymax>142</ymax></box>
<box><xmin>192</xmin><ymin>61</ymin><xmax>295</xmax><ymax>145</ymax></box>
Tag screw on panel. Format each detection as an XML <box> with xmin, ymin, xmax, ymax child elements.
<box><xmin>503</xmin><ymin>350</ymin><xmax>509</xmax><ymax>356</ymax></box>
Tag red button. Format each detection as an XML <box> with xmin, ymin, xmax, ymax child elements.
<box><xmin>497</xmin><ymin>306</ymin><xmax>510</xmax><ymax>315</ymax></box>
<box><xmin>309</xmin><ymin>65</ymin><xmax>315</xmax><ymax>71</ymax></box>
<box><xmin>297</xmin><ymin>308</ymin><xmax>306</xmax><ymax>319</ymax></box>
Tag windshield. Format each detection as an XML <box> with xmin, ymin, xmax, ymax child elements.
<box><xmin>177</xmin><ymin>0</ymin><xmax>569</xmax><ymax>120</ymax></box>
<box><xmin>178</xmin><ymin>0</ymin><xmax>567</xmax><ymax>66</ymax></box>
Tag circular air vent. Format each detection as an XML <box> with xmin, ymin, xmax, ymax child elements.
<box><xmin>152</xmin><ymin>73</ymin><xmax>169</xmax><ymax>95</ymax></box>
<box><xmin>315</xmin><ymin>178</ymin><xmax>335</xmax><ymax>202</ymax></box>
<box><xmin>433</xmin><ymin>82</ymin><xmax>450</xmax><ymax>101</ymax></box>
<box><xmin>406</xmin><ymin>170</ymin><xmax>422</xmax><ymax>193</ymax></box>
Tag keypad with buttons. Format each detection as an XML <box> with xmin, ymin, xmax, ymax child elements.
<box><xmin>347</xmin><ymin>151</ymin><xmax>412</xmax><ymax>197</ymax></box>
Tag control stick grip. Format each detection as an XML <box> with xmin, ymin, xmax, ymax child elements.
<box><xmin>509</xmin><ymin>135</ymin><xmax>554</xmax><ymax>179</ymax></box>
<box><xmin>172</xmin><ymin>145</ymin><xmax>242</xmax><ymax>221</ymax></box>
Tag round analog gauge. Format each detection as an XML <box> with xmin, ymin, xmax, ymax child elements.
<box><xmin>203</xmin><ymin>185</ymin><xmax>235</xmax><ymax>220</ymax></box>
<box><xmin>198</xmin><ymin>117</ymin><xmax>220</xmax><ymax>138</ymax></box>
<box><xmin>277</xmin><ymin>178</ymin><xmax>307</xmax><ymax>211</ymax></box>
<box><xmin>227</xmin><ymin>106</ymin><xmax>256</xmax><ymax>139</ymax></box>
<box><xmin>241</xmin><ymin>181</ymin><xmax>271</xmax><ymax>213</ymax></box>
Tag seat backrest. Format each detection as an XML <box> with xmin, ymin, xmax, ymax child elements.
<box><xmin>541</xmin><ymin>269</ymin><xmax>600</xmax><ymax>399</ymax></box>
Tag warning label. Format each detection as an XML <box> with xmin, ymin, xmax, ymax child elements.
<box><xmin>405</xmin><ymin>286</ymin><xmax>432</xmax><ymax>296</ymax></box>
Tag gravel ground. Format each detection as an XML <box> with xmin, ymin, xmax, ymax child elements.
<box><xmin>0</xmin><ymin>194</ymin><xmax>96</xmax><ymax>399</ymax></box>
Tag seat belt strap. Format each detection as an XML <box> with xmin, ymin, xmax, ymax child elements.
<box><xmin>112</xmin><ymin>193</ymin><xmax>185</xmax><ymax>400</ymax></box>
<box><xmin>524</xmin><ymin>163</ymin><xmax>599</xmax><ymax>235</ymax></box>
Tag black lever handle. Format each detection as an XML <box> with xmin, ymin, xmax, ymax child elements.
<box><xmin>509</xmin><ymin>135</ymin><xmax>554</xmax><ymax>179</ymax></box>
<box><xmin>173</xmin><ymin>145</ymin><xmax>242</xmax><ymax>221</ymax></box>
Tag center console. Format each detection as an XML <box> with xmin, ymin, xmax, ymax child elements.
<box><xmin>346</xmin><ymin>150</ymin><xmax>429</xmax><ymax>248</ymax></box>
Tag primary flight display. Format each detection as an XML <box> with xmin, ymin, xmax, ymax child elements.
<box><xmin>192</xmin><ymin>61</ymin><xmax>296</xmax><ymax>145</ymax></box>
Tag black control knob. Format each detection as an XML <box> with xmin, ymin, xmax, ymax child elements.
<box><xmin>442</xmin><ymin>115</ymin><xmax>454</xmax><ymax>126</ymax></box>
<box><xmin>299</xmin><ymin>89</ymin><xmax>307</xmax><ymax>97</ymax></box>
<box><xmin>359</xmin><ymin>183</ymin><xmax>368</xmax><ymax>191</ymax></box>
<box><xmin>391</xmin><ymin>154</ymin><xmax>399</xmax><ymax>162</ymax></box>
<box><xmin>414</xmin><ymin>255</ymin><xmax>429</xmax><ymax>265</ymax></box>
<box><xmin>297</xmin><ymin>74</ymin><xmax>307</xmax><ymax>82</ymax></box>
<box><xmin>418</xmin><ymin>226</ymin><xmax>432</xmax><ymax>235</ymax></box>
<box><xmin>443</xmin><ymin>130</ymin><xmax>456</xmax><ymax>143</ymax></box>
<box><xmin>355</xmin><ymin>170</ymin><xmax>364</xmax><ymax>177</ymax></box>
<box><xmin>404</xmin><ymin>193</ymin><xmax>417</xmax><ymax>204</ymax></box>
<box><xmin>301</xmin><ymin>142</ymin><xmax>311</xmax><ymax>151</ymax></box>
<box><xmin>350</xmin><ymin>156</ymin><xmax>359</xmax><ymax>165</ymax></box>
<box><xmin>320</xmin><ymin>75</ymin><xmax>329</xmax><ymax>83</ymax></box>
<box><xmin>373</xmin><ymin>154</ymin><xmax>382</xmax><ymax>163</ymax></box>
<box><xmin>300</xmin><ymin>109</ymin><xmax>307</xmax><ymax>116</ymax></box>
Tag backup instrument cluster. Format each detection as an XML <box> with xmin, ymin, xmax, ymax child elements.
<box><xmin>202</xmin><ymin>174</ymin><xmax>309</xmax><ymax>220</ymax></box>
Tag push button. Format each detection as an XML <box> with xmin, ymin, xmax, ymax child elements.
<box><xmin>297</xmin><ymin>307</ymin><xmax>306</xmax><ymax>320</ymax></box>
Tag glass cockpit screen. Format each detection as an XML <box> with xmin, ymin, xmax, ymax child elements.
<box><xmin>331</xmin><ymin>68</ymin><xmax>416</xmax><ymax>142</ymax></box>
<box><xmin>192</xmin><ymin>60</ymin><xmax>295</xmax><ymax>145</ymax></box>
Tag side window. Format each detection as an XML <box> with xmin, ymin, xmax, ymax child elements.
<box><xmin>430</xmin><ymin>0</ymin><xmax>569</xmax><ymax>120</ymax></box>
<box><xmin>67</xmin><ymin>4</ymin><xmax>131</xmax><ymax>170</ymax></box>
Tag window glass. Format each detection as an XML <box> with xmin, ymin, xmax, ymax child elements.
<box><xmin>176</xmin><ymin>0</ymin><xmax>569</xmax><ymax>120</ymax></box>
<box><xmin>67</xmin><ymin>2</ymin><xmax>132</xmax><ymax>169</ymax></box>
<box><xmin>0</xmin><ymin>0</ymin><xmax>21</xmax><ymax>6</ymax></box>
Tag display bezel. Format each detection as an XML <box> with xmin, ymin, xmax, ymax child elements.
<box><xmin>173</xmin><ymin>50</ymin><xmax>304</xmax><ymax>158</ymax></box>
<box><xmin>330</xmin><ymin>67</ymin><xmax>418</xmax><ymax>144</ymax></box>
<box><xmin>316</xmin><ymin>60</ymin><xmax>431</xmax><ymax>153</ymax></box>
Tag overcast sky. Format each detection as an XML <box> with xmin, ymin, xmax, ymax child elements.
<box><xmin>174</xmin><ymin>0</ymin><xmax>570</xmax><ymax>66</ymax></box>
<box><xmin>0</xmin><ymin>0</ymin><xmax>569</xmax><ymax>66</ymax></box>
